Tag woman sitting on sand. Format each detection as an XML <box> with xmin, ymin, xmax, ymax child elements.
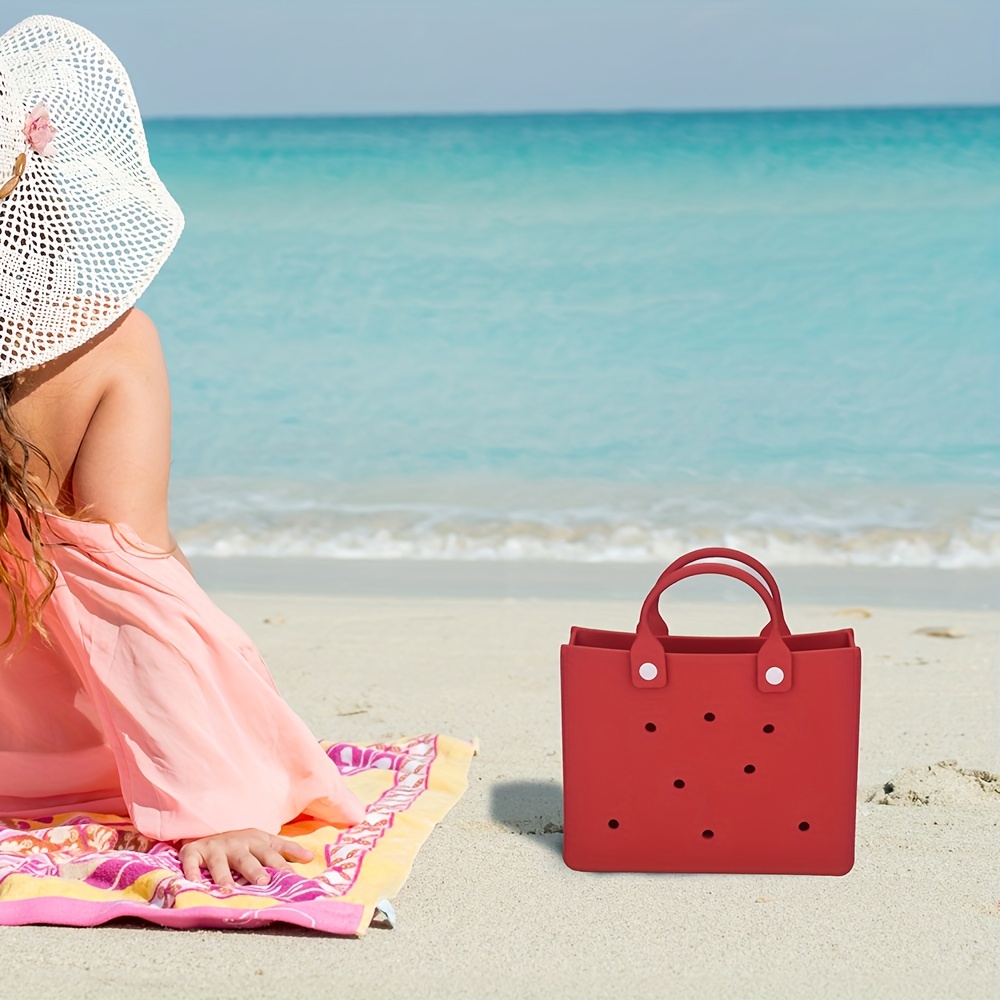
<box><xmin>0</xmin><ymin>15</ymin><xmax>364</xmax><ymax>891</ymax></box>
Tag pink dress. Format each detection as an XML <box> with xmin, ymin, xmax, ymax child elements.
<box><xmin>0</xmin><ymin>513</ymin><xmax>365</xmax><ymax>841</ymax></box>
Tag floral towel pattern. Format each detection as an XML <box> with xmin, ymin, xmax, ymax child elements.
<box><xmin>0</xmin><ymin>734</ymin><xmax>473</xmax><ymax>935</ymax></box>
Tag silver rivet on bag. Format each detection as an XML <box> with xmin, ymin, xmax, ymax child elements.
<box><xmin>638</xmin><ymin>662</ymin><xmax>658</xmax><ymax>681</ymax></box>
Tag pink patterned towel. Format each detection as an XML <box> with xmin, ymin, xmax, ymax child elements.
<box><xmin>0</xmin><ymin>735</ymin><xmax>474</xmax><ymax>935</ymax></box>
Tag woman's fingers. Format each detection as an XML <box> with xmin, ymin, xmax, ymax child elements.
<box><xmin>233</xmin><ymin>851</ymin><xmax>271</xmax><ymax>887</ymax></box>
<box><xmin>274</xmin><ymin>836</ymin><xmax>314</xmax><ymax>862</ymax></box>
<box><xmin>179</xmin><ymin>845</ymin><xmax>203</xmax><ymax>883</ymax></box>
<box><xmin>256</xmin><ymin>847</ymin><xmax>295</xmax><ymax>874</ymax></box>
<box><xmin>253</xmin><ymin>837</ymin><xmax>312</xmax><ymax>878</ymax></box>
<box><xmin>176</xmin><ymin>830</ymin><xmax>312</xmax><ymax>892</ymax></box>
<box><xmin>203</xmin><ymin>848</ymin><xmax>236</xmax><ymax>891</ymax></box>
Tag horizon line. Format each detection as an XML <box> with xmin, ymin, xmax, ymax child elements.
<box><xmin>145</xmin><ymin>100</ymin><xmax>1000</xmax><ymax>123</ymax></box>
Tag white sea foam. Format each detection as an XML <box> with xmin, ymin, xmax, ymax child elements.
<box><xmin>170</xmin><ymin>479</ymin><xmax>1000</xmax><ymax>568</ymax></box>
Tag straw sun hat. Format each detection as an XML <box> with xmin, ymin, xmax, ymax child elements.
<box><xmin>0</xmin><ymin>14</ymin><xmax>183</xmax><ymax>378</ymax></box>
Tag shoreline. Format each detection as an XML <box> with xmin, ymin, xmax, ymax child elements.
<box><xmin>189</xmin><ymin>557</ymin><xmax>1000</xmax><ymax>610</ymax></box>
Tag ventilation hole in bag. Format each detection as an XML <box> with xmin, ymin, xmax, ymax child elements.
<box><xmin>701</xmin><ymin>829</ymin><xmax>714</xmax><ymax>839</ymax></box>
<box><xmin>744</xmin><ymin>764</ymin><xmax>756</xmax><ymax>774</ymax></box>
<box><xmin>608</xmin><ymin>819</ymin><xmax>620</xmax><ymax>829</ymax></box>
<box><xmin>798</xmin><ymin>821</ymin><xmax>810</xmax><ymax>832</ymax></box>
<box><xmin>673</xmin><ymin>779</ymin><xmax>685</xmax><ymax>789</ymax></box>
<box><xmin>644</xmin><ymin>722</ymin><xmax>657</xmax><ymax>732</ymax></box>
<box><xmin>704</xmin><ymin>712</ymin><xmax>716</xmax><ymax>722</ymax></box>
<box><xmin>762</xmin><ymin>724</ymin><xmax>775</xmax><ymax>733</ymax></box>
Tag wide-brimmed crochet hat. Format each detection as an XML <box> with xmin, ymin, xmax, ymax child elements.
<box><xmin>0</xmin><ymin>14</ymin><xmax>183</xmax><ymax>378</ymax></box>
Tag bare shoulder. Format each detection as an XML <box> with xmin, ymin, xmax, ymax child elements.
<box><xmin>92</xmin><ymin>308</ymin><xmax>167</xmax><ymax>373</ymax></box>
<box><xmin>11</xmin><ymin>308</ymin><xmax>166</xmax><ymax>400</ymax></box>
<box><xmin>6</xmin><ymin>308</ymin><xmax>174</xmax><ymax>525</ymax></box>
<box><xmin>113</xmin><ymin>307</ymin><xmax>162</xmax><ymax>348</ymax></box>
<box><xmin>68</xmin><ymin>307</ymin><xmax>171</xmax><ymax>408</ymax></box>
<box><xmin>70</xmin><ymin>307</ymin><xmax>175</xmax><ymax>543</ymax></box>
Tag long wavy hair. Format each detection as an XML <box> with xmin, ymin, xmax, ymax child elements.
<box><xmin>0</xmin><ymin>159</ymin><xmax>106</xmax><ymax>647</ymax></box>
<box><xmin>0</xmin><ymin>371</ymin><xmax>61</xmax><ymax>647</ymax></box>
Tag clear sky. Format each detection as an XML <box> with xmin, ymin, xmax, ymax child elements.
<box><xmin>4</xmin><ymin>1</ymin><xmax>998</xmax><ymax>117</ymax></box>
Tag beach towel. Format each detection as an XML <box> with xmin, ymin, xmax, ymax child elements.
<box><xmin>0</xmin><ymin>734</ymin><xmax>474</xmax><ymax>934</ymax></box>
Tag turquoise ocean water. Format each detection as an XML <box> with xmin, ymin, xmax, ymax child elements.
<box><xmin>141</xmin><ymin>108</ymin><xmax>999</xmax><ymax>567</ymax></box>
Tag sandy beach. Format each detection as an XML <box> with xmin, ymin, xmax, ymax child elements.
<box><xmin>1</xmin><ymin>565</ymin><xmax>997</xmax><ymax>999</ymax></box>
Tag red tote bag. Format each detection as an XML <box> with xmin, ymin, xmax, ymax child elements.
<box><xmin>560</xmin><ymin>548</ymin><xmax>862</xmax><ymax>875</ymax></box>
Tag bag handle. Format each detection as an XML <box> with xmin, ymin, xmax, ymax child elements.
<box><xmin>629</xmin><ymin>562</ymin><xmax>793</xmax><ymax>694</ymax></box>
<box><xmin>645</xmin><ymin>547</ymin><xmax>790</xmax><ymax>637</ymax></box>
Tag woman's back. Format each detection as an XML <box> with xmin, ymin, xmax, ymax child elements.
<box><xmin>6</xmin><ymin>308</ymin><xmax>183</xmax><ymax>562</ymax></box>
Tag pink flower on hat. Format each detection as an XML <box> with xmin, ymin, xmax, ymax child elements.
<box><xmin>23</xmin><ymin>102</ymin><xmax>57</xmax><ymax>156</ymax></box>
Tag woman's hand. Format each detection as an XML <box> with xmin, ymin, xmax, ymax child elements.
<box><xmin>178</xmin><ymin>828</ymin><xmax>314</xmax><ymax>891</ymax></box>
